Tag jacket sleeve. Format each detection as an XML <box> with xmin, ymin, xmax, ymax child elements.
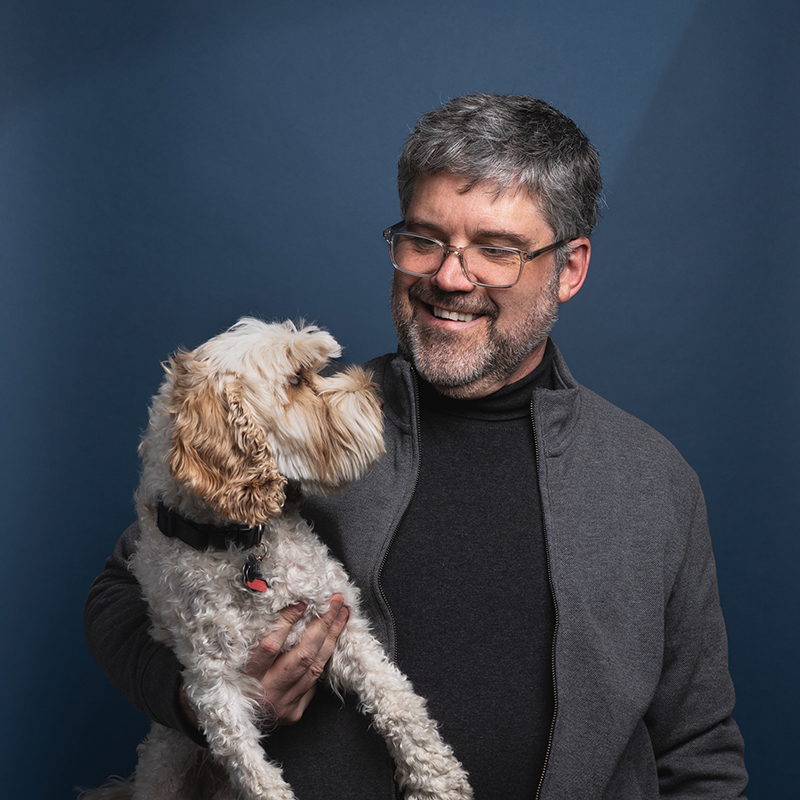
<box><xmin>644</xmin><ymin>489</ymin><xmax>748</xmax><ymax>797</ymax></box>
<box><xmin>84</xmin><ymin>522</ymin><xmax>206</xmax><ymax>746</ymax></box>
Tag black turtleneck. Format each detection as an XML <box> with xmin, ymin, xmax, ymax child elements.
<box><xmin>380</xmin><ymin>341</ymin><xmax>557</xmax><ymax>800</ymax></box>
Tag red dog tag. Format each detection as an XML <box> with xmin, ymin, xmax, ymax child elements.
<box><xmin>243</xmin><ymin>553</ymin><xmax>273</xmax><ymax>593</ymax></box>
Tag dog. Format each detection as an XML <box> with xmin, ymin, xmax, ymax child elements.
<box><xmin>87</xmin><ymin>318</ymin><xmax>472</xmax><ymax>800</ymax></box>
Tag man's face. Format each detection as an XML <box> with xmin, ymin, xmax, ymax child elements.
<box><xmin>391</xmin><ymin>171</ymin><xmax>567</xmax><ymax>399</ymax></box>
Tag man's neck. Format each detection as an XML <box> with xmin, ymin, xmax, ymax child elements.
<box><xmin>428</xmin><ymin>338</ymin><xmax>549</xmax><ymax>400</ymax></box>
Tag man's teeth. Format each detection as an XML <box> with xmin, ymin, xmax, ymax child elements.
<box><xmin>432</xmin><ymin>306</ymin><xmax>476</xmax><ymax>322</ymax></box>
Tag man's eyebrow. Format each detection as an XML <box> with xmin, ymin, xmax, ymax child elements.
<box><xmin>472</xmin><ymin>229</ymin><xmax>531</xmax><ymax>248</ymax></box>
<box><xmin>404</xmin><ymin>218</ymin><xmax>532</xmax><ymax>249</ymax></box>
<box><xmin>403</xmin><ymin>217</ymin><xmax>446</xmax><ymax>237</ymax></box>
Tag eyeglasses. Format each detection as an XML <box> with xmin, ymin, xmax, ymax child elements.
<box><xmin>383</xmin><ymin>221</ymin><xmax>566</xmax><ymax>289</ymax></box>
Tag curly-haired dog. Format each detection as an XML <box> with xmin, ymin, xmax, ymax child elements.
<box><xmin>87</xmin><ymin>318</ymin><xmax>472</xmax><ymax>800</ymax></box>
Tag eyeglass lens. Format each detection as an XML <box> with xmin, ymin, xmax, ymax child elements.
<box><xmin>392</xmin><ymin>234</ymin><xmax>520</xmax><ymax>287</ymax></box>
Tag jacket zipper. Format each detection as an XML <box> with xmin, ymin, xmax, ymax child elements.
<box><xmin>377</xmin><ymin>369</ymin><xmax>422</xmax><ymax>667</ymax></box>
<box><xmin>532</xmin><ymin>397</ymin><xmax>558</xmax><ymax>800</ymax></box>
<box><xmin>378</xmin><ymin>371</ymin><xmax>422</xmax><ymax>800</ymax></box>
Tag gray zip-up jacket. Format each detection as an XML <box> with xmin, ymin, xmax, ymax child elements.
<box><xmin>85</xmin><ymin>343</ymin><xmax>748</xmax><ymax>798</ymax></box>
<box><xmin>303</xmin><ymin>346</ymin><xmax>748</xmax><ymax>798</ymax></box>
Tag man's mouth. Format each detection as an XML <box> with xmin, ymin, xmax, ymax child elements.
<box><xmin>431</xmin><ymin>305</ymin><xmax>479</xmax><ymax>322</ymax></box>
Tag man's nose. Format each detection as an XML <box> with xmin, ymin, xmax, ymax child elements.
<box><xmin>431</xmin><ymin>250</ymin><xmax>475</xmax><ymax>292</ymax></box>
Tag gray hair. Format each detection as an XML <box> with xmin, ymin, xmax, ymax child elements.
<box><xmin>397</xmin><ymin>94</ymin><xmax>603</xmax><ymax>249</ymax></box>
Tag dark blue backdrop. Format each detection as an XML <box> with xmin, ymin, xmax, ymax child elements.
<box><xmin>2</xmin><ymin>1</ymin><xmax>797</xmax><ymax>797</ymax></box>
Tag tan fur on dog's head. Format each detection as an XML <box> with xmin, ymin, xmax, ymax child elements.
<box><xmin>164</xmin><ymin>350</ymin><xmax>287</xmax><ymax>527</ymax></box>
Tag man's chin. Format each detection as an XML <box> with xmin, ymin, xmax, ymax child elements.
<box><xmin>404</xmin><ymin>334</ymin><xmax>496</xmax><ymax>393</ymax></box>
<box><xmin>393</xmin><ymin>292</ymin><xmax>516</xmax><ymax>395</ymax></box>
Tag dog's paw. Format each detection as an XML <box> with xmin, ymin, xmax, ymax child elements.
<box><xmin>405</xmin><ymin>789</ymin><xmax>473</xmax><ymax>800</ymax></box>
<box><xmin>403</xmin><ymin>772</ymin><xmax>473</xmax><ymax>800</ymax></box>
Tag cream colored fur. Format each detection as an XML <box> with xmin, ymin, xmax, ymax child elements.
<box><xmin>86</xmin><ymin>318</ymin><xmax>472</xmax><ymax>800</ymax></box>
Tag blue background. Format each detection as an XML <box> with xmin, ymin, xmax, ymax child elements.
<box><xmin>2</xmin><ymin>1</ymin><xmax>797</xmax><ymax>797</ymax></box>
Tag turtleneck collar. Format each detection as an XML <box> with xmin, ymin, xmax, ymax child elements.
<box><xmin>415</xmin><ymin>338</ymin><xmax>557</xmax><ymax>421</ymax></box>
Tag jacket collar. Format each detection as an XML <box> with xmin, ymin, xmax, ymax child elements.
<box><xmin>374</xmin><ymin>340</ymin><xmax>582</xmax><ymax>457</ymax></box>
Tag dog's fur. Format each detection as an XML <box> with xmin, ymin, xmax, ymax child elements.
<box><xmin>86</xmin><ymin>318</ymin><xmax>472</xmax><ymax>800</ymax></box>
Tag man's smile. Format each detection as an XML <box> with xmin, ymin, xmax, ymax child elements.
<box><xmin>430</xmin><ymin>305</ymin><xmax>480</xmax><ymax>323</ymax></box>
<box><xmin>407</xmin><ymin>282</ymin><xmax>495</xmax><ymax>328</ymax></box>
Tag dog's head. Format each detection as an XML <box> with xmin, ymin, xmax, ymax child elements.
<box><xmin>141</xmin><ymin>318</ymin><xmax>385</xmax><ymax>527</ymax></box>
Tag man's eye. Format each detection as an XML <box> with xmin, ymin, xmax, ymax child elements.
<box><xmin>409</xmin><ymin>237</ymin><xmax>439</xmax><ymax>252</ymax></box>
<box><xmin>478</xmin><ymin>246</ymin><xmax>517</xmax><ymax>263</ymax></box>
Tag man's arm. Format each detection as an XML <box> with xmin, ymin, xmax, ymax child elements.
<box><xmin>84</xmin><ymin>522</ymin><xmax>348</xmax><ymax>741</ymax></box>
<box><xmin>645</xmin><ymin>492</ymin><xmax>748</xmax><ymax>797</ymax></box>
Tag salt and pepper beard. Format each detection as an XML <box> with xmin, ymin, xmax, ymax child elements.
<box><xmin>391</xmin><ymin>269</ymin><xmax>561</xmax><ymax>399</ymax></box>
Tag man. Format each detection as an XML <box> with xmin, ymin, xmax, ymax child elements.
<box><xmin>85</xmin><ymin>93</ymin><xmax>748</xmax><ymax>798</ymax></box>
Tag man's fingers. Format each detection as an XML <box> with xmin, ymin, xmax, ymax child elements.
<box><xmin>246</xmin><ymin>595</ymin><xmax>347</xmax><ymax>686</ymax></box>
<box><xmin>314</xmin><ymin>601</ymin><xmax>349</xmax><ymax>670</ymax></box>
<box><xmin>244</xmin><ymin>601</ymin><xmax>307</xmax><ymax>678</ymax></box>
<box><xmin>281</xmin><ymin>596</ymin><xmax>347</xmax><ymax>679</ymax></box>
<box><xmin>270</xmin><ymin>598</ymin><xmax>349</xmax><ymax>724</ymax></box>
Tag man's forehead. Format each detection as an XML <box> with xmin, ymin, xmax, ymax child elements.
<box><xmin>407</xmin><ymin>172</ymin><xmax>546</xmax><ymax>226</ymax></box>
<box><xmin>411</xmin><ymin>171</ymin><xmax>540</xmax><ymax>208</ymax></box>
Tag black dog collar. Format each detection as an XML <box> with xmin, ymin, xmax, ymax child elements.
<box><xmin>156</xmin><ymin>502</ymin><xmax>263</xmax><ymax>551</ymax></box>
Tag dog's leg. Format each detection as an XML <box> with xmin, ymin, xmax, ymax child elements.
<box><xmin>132</xmin><ymin>724</ymin><xmax>203</xmax><ymax>799</ymax></box>
<box><xmin>329</xmin><ymin>619</ymin><xmax>473</xmax><ymax>800</ymax></box>
<box><xmin>181</xmin><ymin>661</ymin><xmax>298</xmax><ymax>800</ymax></box>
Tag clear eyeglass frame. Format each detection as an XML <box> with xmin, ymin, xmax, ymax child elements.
<box><xmin>382</xmin><ymin>221</ymin><xmax>567</xmax><ymax>289</ymax></box>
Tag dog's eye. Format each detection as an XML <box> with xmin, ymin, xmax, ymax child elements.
<box><xmin>289</xmin><ymin>375</ymin><xmax>302</xmax><ymax>386</ymax></box>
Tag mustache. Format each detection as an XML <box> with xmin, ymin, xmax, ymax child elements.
<box><xmin>408</xmin><ymin>283</ymin><xmax>497</xmax><ymax>318</ymax></box>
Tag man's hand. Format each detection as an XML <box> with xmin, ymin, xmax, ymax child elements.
<box><xmin>245</xmin><ymin>594</ymin><xmax>350</xmax><ymax>725</ymax></box>
<box><xmin>179</xmin><ymin>594</ymin><xmax>349</xmax><ymax>728</ymax></box>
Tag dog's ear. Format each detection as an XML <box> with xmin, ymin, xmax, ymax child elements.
<box><xmin>167</xmin><ymin>353</ymin><xmax>286</xmax><ymax>526</ymax></box>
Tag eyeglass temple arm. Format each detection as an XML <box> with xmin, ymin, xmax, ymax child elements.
<box><xmin>383</xmin><ymin>221</ymin><xmax>406</xmax><ymax>242</ymax></box>
<box><xmin>524</xmin><ymin>239</ymin><xmax>567</xmax><ymax>260</ymax></box>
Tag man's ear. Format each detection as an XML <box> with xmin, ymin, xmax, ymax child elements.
<box><xmin>558</xmin><ymin>237</ymin><xmax>591</xmax><ymax>303</ymax></box>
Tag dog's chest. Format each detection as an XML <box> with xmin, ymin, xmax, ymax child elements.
<box><xmin>135</xmin><ymin>514</ymin><xmax>349</xmax><ymax>643</ymax></box>
<box><xmin>260</xmin><ymin>522</ymin><xmax>345</xmax><ymax>603</ymax></box>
